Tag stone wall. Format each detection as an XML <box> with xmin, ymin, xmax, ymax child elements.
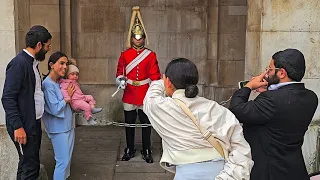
<box><xmin>0</xmin><ymin>0</ymin><xmax>16</xmax><ymax>125</ymax></box>
<box><xmin>0</xmin><ymin>1</ymin><xmax>19</xmax><ymax>179</ymax></box>
<box><xmin>14</xmin><ymin>0</ymin><xmax>61</xmax><ymax>76</ymax></box>
<box><xmin>204</xmin><ymin>0</ymin><xmax>247</xmax><ymax>105</ymax></box>
<box><xmin>246</xmin><ymin>0</ymin><xmax>320</xmax><ymax>173</ymax></box>
<box><xmin>70</xmin><ymin>0</ymin><xmax>247</xmax><ymax>124</ymax></box>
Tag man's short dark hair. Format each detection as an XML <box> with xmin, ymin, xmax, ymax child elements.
<box><xmin>25</xmin><ymin>25</ymin><xmax>52</xmax><ymax>49</ymax></box>
<box><xmin>272</xmin><ymin>48</ymin><xmax>306</xmax><ymax>82</ymax></box>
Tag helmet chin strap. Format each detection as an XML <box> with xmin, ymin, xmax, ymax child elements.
<box><xmin>132</xmin><ymin>42</ymin><xmax>145</xmax><ymax>50</ymax></box>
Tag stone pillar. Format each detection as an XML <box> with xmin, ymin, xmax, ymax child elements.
<box><xmin>60</xmin><ymin>0</ymin><xmax>72</xmax><ymax>56</ymax></box>
<box><xmin>0</xmin><ymin>0</ymin><xmax>19</xmax><ymax>179</ymax></box>
<box><xmin>204</xmin><ymin>0</ymin><xmax>247</xmax><ymax>105</ymax></box>
<box><xmin>29</xmin><ymin>0</ymin><xmax>61</xmax><ymax>74</ymax></box>
<box><xmin>206</xmin><ymin>0</ymin><xmax>219</xmax><ymax>86</ymax></box>
<box><xmin>246</xmin><ymin>0</ymin><xmax>320</xmax><ymax>173</ymax></box>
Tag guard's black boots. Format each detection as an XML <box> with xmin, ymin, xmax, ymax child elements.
<box><xmin>121</xmin><ymin>148</ymin><xmax>136</xmax><ymax>161</ymax></box>
<box><xmin>141</xmin><ymin>149</ymin><xmax>153</xmax><ymax>163</ymax></box>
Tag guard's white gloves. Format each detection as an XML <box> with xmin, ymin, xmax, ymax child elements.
<box><xmin>116</xmin><ymin>75</ymin><xmax>127</xmax><ymax>90</ymax></box>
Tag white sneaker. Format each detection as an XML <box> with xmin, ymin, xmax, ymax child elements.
<box><xmin>87</xmin><ymin>117</ymin><xmax>97</xmax><ymax>125</ymax></box>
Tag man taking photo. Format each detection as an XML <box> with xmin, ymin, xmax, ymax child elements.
<box><xmin>229</xmin><ymin>48</ymin><xmax>318</xmax><ymax>180</ymax></box>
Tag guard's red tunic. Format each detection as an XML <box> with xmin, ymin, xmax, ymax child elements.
<box><xmin>116</xmin><ymin>47</ymin><xmax>161</xmax><ymax>106</ymax></box>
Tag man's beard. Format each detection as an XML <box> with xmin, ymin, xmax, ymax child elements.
<box><xmin>35</xmin><ymin>47</ymin><xmax>47</xmax><ymax>61</ymax></box>
<box><xmin>266</xmin><ymin>74</ymin><xmax>280</xmax><ymax>86</ymax></box>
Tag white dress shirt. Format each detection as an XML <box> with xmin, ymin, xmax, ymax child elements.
<box><xmin>268</xmin><ymin>81</ymin><xmax>302</xmax><ymax>90</ymax></box>
<box><xmin>23</xmin><ymin>49</ymin><xmax>45</xmax><ymax>119</ymax></box>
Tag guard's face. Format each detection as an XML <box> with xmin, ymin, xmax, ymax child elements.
<box><xmin>132</xmin><ymin>37</ymin><xmax>145</xmax><ymax>47</ymax></box>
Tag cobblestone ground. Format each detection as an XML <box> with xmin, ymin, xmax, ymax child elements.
<box><xmin>40</xmin><ymin>126</ymin><xmax>174</xmax><ymax>180</ymax></box>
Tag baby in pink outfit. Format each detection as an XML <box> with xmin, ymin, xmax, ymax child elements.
<box><xmin>60</xmin><ymin>59</ymin><xmax>102</xmax><ymax>125</ymax></box>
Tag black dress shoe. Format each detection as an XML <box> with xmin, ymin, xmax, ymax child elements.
<box><xmin>121</xmin><ymin>148</ymin><xmax>135</xmax><ymax>161</ymax></box>
<box><xmin>141</xmin><ymin>149</ymin><xmax>153</xmax><ymax>163</ymax></box>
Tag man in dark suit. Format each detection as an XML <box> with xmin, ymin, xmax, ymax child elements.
<box><xmin>2</xmin><ymin>25</ymin><xmax>52</xmax><ymax>180</ymax></box>
<box><xmin>229</xmin><ymin>48</ymin><xmax>318</xmax><ymax>180</ymax></box>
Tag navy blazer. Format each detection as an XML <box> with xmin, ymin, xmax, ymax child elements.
<box><xmin>229</xmin><ymin>83</ymin><xmax>318</xmax><ymax>180</ymax></box>
<box><xmin>2</xmin><ymin>51</ymin><xmax>38</xmax><ymax>136</ymax></box>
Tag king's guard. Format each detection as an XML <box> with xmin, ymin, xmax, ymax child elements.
<box><xmin>115</xmin><ymin>6</ymin><xmax>161</xmax><ymax>163</ymax></box>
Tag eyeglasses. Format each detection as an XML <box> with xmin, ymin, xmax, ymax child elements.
<box><xmin>265</xmin><ymin>66</ymin><xmax>280</xmax><ymax>73</ymax></box>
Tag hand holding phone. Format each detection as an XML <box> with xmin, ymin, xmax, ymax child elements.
<box><xmin>245</xmin><ymin>71</ymin><xmax>268</xmax><ymax>90</ymax></box>
<box><xmin>238</xmin><ymin>80</ymin><xmax>250</xmax><ymax>89</ymax></box>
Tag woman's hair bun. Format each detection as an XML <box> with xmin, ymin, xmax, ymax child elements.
<box><xmin>185</xmin><ymin>84</ymin><xmax>198</xmax><ymax>98</ymax></box>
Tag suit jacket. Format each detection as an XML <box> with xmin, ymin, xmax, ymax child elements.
<box><xmin>229</xmin><ymin>83</ymin><xmax>318</xmax><ymax>180</ymax></box>
<box><xmin>116</xmin><ymin>47</ymin><xmax>161</xmax><ymax>105</ymax></box>
<box><xmin>1</xmin><ymin>51</ymin><xmax>38</xmax><ymax>136</ymax></box>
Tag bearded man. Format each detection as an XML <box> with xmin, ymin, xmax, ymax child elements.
<box><xmin>229</xmin><ymin>48</ymin><xmax>318</xmax><ymax>180</ymax></box>
<box><xmin>2</xmin><ymin>25</ymin><xmax>52</xmax><ymax>179</ymax></box>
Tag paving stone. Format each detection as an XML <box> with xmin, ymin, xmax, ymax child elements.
<box><xmin>74</xmin><ymin>139</ymin><xmax>121</xmax><ymax>152</ymax></box>
<box><xmin>40</xmin><ymin>153</ymin><xmax>55</xmax><ymax>179</ymax></box>
<box><xmin>119</xmin><ymin>142</ymin><xmax>162</xmax><ymax>162</ymax></box>
<box><xmin>40</xmin><ymin>126</ymin><xmax>122</xmax><ymax>180</ymax></box>
<box><xmin>72</xmin><ymin>150</ymin><xmax>118</xmax><ymax>164</ymax></box>
<box><xmin>69</xmin><ymin>164</ymin><xmax>115</xmax><ymax>180</ymax></box>
<box><xmin>40</xmin><ymin>126</ymin><xmax>167</xmax><ymax>180</ymax></box>
<box><xmin>114</xmin><ymin>172</ymin><xmax>172</xmax><ymax>180</ymax></box>
<box><xmin>115</xmin><ymin>161</ymin><xmax>165</xmax><ymax>173</ymax></box>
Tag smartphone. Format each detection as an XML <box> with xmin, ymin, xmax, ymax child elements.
<box><xmin>238</xmin><ymin>80</ymin><xmax>250</xmax><ymax>89</ymax></box>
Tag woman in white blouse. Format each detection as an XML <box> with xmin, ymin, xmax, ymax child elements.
<box><xmin>143</xmin><ymin>58</ymin><xmax>253</xmax><ymax>180</ymax></box>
